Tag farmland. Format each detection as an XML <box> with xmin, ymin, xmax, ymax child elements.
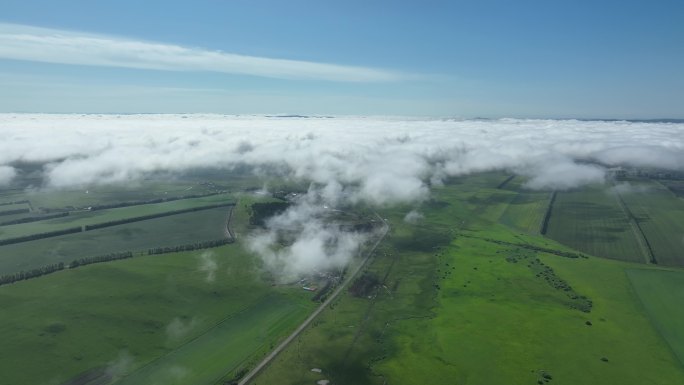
<box><xmin>2</xmin><ymin>170</ymin><xmax>684</xmax><ymax>385</ymax></box>
<box><xmin>253</xmin><ymin>174</ymin><xmax>684</xmax><ymax>385</ymax></box>
<box><xmin>616</xmin><ymin>181</ymin><xmax>684</xmax><ymax>266</ymax></box>
<box><xmin>626</xmin><ymin>268</ymin><xmax>684</xmax><ymax>366</ymax></box>
<box><xmin>544</xmin><ymin>186</ymin><xmax>645</xmax><ymax>263</ymax></box>
<box><xmin>0</xmin><ymin>205</ymin><xmax>232</xmax><ymax>275</ymax></box>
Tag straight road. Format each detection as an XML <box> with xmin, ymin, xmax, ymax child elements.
<box><xmin>238</xmin><ymin>216</ymin><xmax>389</xmax><ymax>385</ymax></box>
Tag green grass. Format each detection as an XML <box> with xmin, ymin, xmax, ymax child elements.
<box><xmin>254</xmin><ymin>176</ymin><xmax>684</xmax><ymax>385</ymax></box>
<box><xmin>0</xmin><ymin>206</ymin><xmax>230</xmax><ymax>275</ymax></box>
<box><xmin>498</xmin><ymin>177</ymin><xmax>551</xmax><ymax>234</ymax></box>
<box><xmin>0</xmin><ymin>244</ymin><xmax>315</xmax><ymax>385</ymax></box>
<box><xmin>545</xmin><ymin>186</ymin><xmax>644</xmax><ymax>263</ymax></box>
<box><xmin>0</xmin><ymin>194</ymin><xmax>233</xmax><ymax>241</ymax></box>
<box><xmin>626</xmin><ymin>268</ymin><xmax>684</xmax><ymax>366</ymax></box>
<box><xmin>618</xmin><ymin>181</ymin><xmax>684</xmax><ymax>266</ymax></box>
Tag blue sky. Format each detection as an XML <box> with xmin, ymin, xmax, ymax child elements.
<box><xmin>0</xmin><ymin>0</ymin><xmax>682</xmax><ymax>118</ymax></box>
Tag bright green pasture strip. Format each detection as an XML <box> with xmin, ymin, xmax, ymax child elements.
<box><xmin>619</xmin><ymin>181</ymin><xmax>684</xmax><ymax>266</ymax></box>
<box><xmin>545</xmin><ymin>187</ymin><xmax>643</xmax><ymax>262</ymax></box>
<box><xmin>25</xmin><ymin>181</ymin><xmax>216</xmax><ymax>210</ymax></box>
<box><xmin>0</xmin><ymin>194</ymin><xmax>232</xmax><ymax>240</ymax></box>
<box><xmin>116</xmin><ymin>295</ymin><xmax>311</xmax><ymax>385</ymax></box>
<box><xmin>626</xmin><ymin>268</ymin><xmax>684</xmax><ymax>366</ymax></box>
<box><xmin>0</xmin><ymin>206</ymin><xmax>229</xmax><ymax>275</ymax></box>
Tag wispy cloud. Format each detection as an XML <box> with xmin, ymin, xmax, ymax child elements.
<box><xmin>0</xmin><ymin>23</ymin><xmax>402</xmax><ymax>82</ymax></box>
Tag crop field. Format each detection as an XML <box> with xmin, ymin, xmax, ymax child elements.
<box><xmin>0</xmin><ymin>242</ymin><xmax>315</xmax><ymax>385</ymax></box>
<box><xmin>254</xmin><ymin>177</ymin><xmax>684</xmax><ymax>385</ymax></box>
<box><xmin>498</xmin><ymin>177</ymin><xmax>551</xmax><ymax>234</ymax></box>
<box><xmin>618</xmin><ymin>181</ymin><xmax>684</xmax><ymax>266</ymax></box>
<box><xmin>626</xmin><ymin>268</ymin><xmax>684</xmax><ymax>367</ymax></box>
<box><xmin>544</xmin><ymin>186</ymin><xmax>645</xmax><ymax>263</ymax></box>
<box><xmin>0</xmin><ymin>194</ymin><xmax>233</xmax><ymax>241</ymax></box>
<box><xmin>0</xmin><ymin>206</ymin><xmax>231</xmax><ymax>275</ymax></box>
<box><xmin>660</xmin><ymin>180</ymin><xmax>684</xmax><ymax>197</ymax></box>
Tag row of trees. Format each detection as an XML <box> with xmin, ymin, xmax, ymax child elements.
<box><xmin>147</xmin><ymin>238</ymin><xmax>232</xmax><ymax>255</ymax></box>
<box><xmin>0</xmin><ymin>262</ymin><xmax>65</xmax><ymax>286</ymax></box>
<box><xmin>539</xmin><ymin>191</ymin><xmax>557</xmax><ymax>235</ymax></box>
<box><xmin>88</xmin><ymin>192</ymin><xmax>223</xmax><ymax>211</ymax></box>
<box><xmin>69</xmin><ymin>251</ymin><xmax>134</xmax><ymax>268</ymax></box>
<box><xmin>0</xmin><ymin>208</ymin><xmax>30</xmax><ymax>217</ymax></box>
<box><xmin>0</xmin><ymin>212</ymin><xmax>69</xmax><ymax>226</ymax></box>
<box><xmin>0</xmin><ymin>226</ymin><xmax>82</xmax><ymax>246</ymax></box>
<box><xmin>84</xmin><ymin>203</ymin><xmax>234</xmax><ymax>231</ymax></box>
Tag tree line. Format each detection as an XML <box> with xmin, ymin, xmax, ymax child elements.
<box><xmin>68</xmin><ymin>251</ymin><xmax>134</xmax><ymax>268</ymax></box>
<box><xmin>0</xmin><ymin>226</ymin><xmax>82</xmax><ymax>246</ymax></box>
<box><xmin>0</xmin><ymin>208</ymin><xmax>30</xmax><ymax>217</ymax></box>
<box><xmin>0</xmin><ymin>262</ymin><xmax>65</xmax><ymax>286</ymax></box>
<box><xmin>0</xmin><ymin>212</ymin><xmax>69</xmax><ymax>226</ymax></box>
<box><xmin>539</xmin><ymin>191</ymin><xmax>557</xmax><ymax>235</ymax></box>
<box><xmin>84</xmin><ymin>203</ymin><xmax>234</xmax><ymax>231</ymax></box>
<box><xmin>147</xmin><ymin>238</ymin><xmax>232</xmax><ymax>255</ymax></box>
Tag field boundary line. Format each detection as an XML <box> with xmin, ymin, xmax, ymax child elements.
<box><xmin>611</xmin><ymin>188</ymin><xmax>656</xmax><ymax>264</ymax></box>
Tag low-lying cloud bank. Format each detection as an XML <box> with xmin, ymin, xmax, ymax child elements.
<box><xmin>2</xmin><ymin>114</ymin><xmax>682</xmax><ymax>277</ymax></box>
<box><xmin>2</xmin><ymin>115</ymin><xmax>682</xmax><ymax>197</ymax></box>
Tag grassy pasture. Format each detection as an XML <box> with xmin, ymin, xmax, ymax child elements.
<box><xmin>255</xmin><ymin>176</ymin><xmax>684</xmax><ymax>385</ymax></box>
<box><xmin>0</xmin><ymin>244</ymin><xmax>315</xmax><ymax>385</ymax></box>
<box><xmin>0</xmin><ymin>194</ymin><xmax>233</xmax><ymax>240</ymax></box>
<box><xmin>626</xmin><ymin>268</ymin><xmax>684</xmax><ymax>367</ymax></box>
<box><xmin>544</xmin><ymin>187</ymin><xmax>644</xmax><ymax>263</ymax></box>
<box><xmin>618</xmin><ymin>181</ymin><xmax>684</xmax><ymax>266</ymax></box>
<box><xmin>498</xmin><ymin>177</ymin><xmax>551</xmax><ymax>234</ymax></box>
<box><xmin>0</xmin><ymin>206</ymin><xmax>230</xmax><ymax>275</ymax></box>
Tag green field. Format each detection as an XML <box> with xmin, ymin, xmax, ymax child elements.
<box><xmin>254</xmin><ymin>175</ymin><xmax>684</xmax><ymax>385</ymax></box>
<box><xmin>498</xmin><ymin>177</ymin><xmax>551</xmax><ymax>234</ymax></box>
<box><xmin>0</xmin><ymin>244</ymin><xmax>315</xmax><ymax>385</ymax></box>
<box><xmin>544</xmin><ymin>186</ymin><xmax>645</xmax><ymax>263</ymax></box>
<box><xmin>0</xmin><ymin>206</ymin><xmax>230</xmax><ymax>275</ymax></box>
<box><xmin>618</xmin><ymin>181</ymin><xmax>684</xmax><ymax>266</ymax></box>
<box><xmin>626</xmin><ymin>268</ymin><xmax>684</xmax><ymax>367</ymax></box>
<box><xmin>0</xmin><ymin>194</ymin><xmax>233</xmax><ymax>241</ymax></box>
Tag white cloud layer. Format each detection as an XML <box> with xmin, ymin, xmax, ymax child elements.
<box><xmin>1</xmin><ymin>114</ymin><xmax>683</xmax><ymax>195</ymax></box>
<box><xmin>2</xmin><ymin>114</ymin><xmax>683</xmax><ymax>277</ymax></box>
<box><xmin>0</xmin><ymin>23</ymin><xmax>401</xmax><ymax>82</ymax></box>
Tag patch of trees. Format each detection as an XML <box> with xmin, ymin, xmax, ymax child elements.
<box><xmin>0</xmin><ymin>226</ymin><xmax>82</xmax><ymax>246</ymax></box>
<box><xmin>394</xmin><ymin>227</ymin><xmax>451</xmax><ymax>252</ymax></box>
<box><xmin>0</xmin><ymin>262</ymin><xmax>65</xmax><ymax>286</ymax></box>
<box><xmin>87</xmin><ymin>192</ymin><xmax>224</xmax><ymax>211</ymax></box>
<box><xmin>69</xmin><ymin>251</ymin><xmax>133</xmax><ymax>268</ymax></box>
<box><xmin>0</xmin><ymin>208</ymin><xmax>30</xmax><ymax>216</ymax></box>
<box><xmin>349</xmin><ymin>272</ymin><xmax>380</xmax><ymax>298</ymax></box>
<box><xmin>311</xmin><ymin>280</ymin><xmax>334</xmax><ymax>302</ymax></box>
<box><xmin>147</xmin><ymin>238</ymin><xmax>232</xmax><ymax>255</ymax></box>
<box><xmin>539</xmin><ymin>191</ymin><xmax>557</xmax><ymax>235</ymax></box>
<box><xmin>249</xmin><ymin>201</ymin><xmax>290</xmax><ymax>226</ymax></box>
<box><xmin>497</xmin><ymin>175</ymin><xmax>515</xmax><ymax>189</ymax></box>
<box><xmin>84</xmin><ymin>203</ymin><xmax>234</xmax><ymax>231</ymax></box>
<box><xmin>506</xmin><ymin>253</ymin><xmax>593</xmax><ymax>313</ymax></box>
<box><xmin>0</xmin><ymin>212</ymin><xmax>69</xmax><ymax>226</ymax></box>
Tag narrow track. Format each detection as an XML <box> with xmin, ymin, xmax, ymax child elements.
<box><xmin>237</xmin><ymin>216</ymin><xmax>389</xmax><ymax>385</ymax></box>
